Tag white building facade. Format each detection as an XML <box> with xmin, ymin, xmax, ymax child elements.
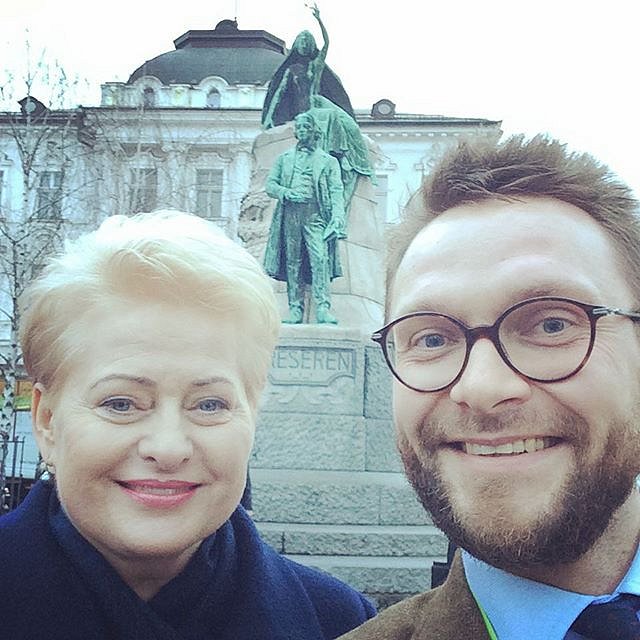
<box><xmin>0</xmin><ymin>18</ymin><xmax>501</xmax><ymax>599</ymax></box>
<box><xmin>1</xmin><ymin>19</ymin><xmax>501</xmax><ymax>251</ymax></box>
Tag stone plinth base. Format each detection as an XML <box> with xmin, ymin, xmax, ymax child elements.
<box><xmin>252</xmin><ymin>324</ymin><xmax>397</xmax><ymax>473</ymax></box>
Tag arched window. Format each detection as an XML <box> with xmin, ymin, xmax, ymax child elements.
<box><xmin>206</xmin><ymin>89</ymin><xmax>221</xmax><ymax>109</ymax></box>
<box><xmin>143</xmin><ymin>87</ymin><xmax>156</xmax><ymax>108</ymax></box>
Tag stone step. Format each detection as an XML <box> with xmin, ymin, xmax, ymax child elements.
<box><xmin>256</xmin><ymin>522</ymin><xmax>447</xmax><ymax>558</ymax></box>
<box><xmin>250</xmin><ymin>468</ymin><xmax>431</xmax><ymax>526</ymax></box>
<box><xmin>285</xmin><ymin>554</ymin><xmax>440</xmax><ymax>596</ymax></box>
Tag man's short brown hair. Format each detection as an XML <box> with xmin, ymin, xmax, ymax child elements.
<box><xmin>386</xmin><ymin>134</ymin><xmax>640</xmax><ymax>316</ymax></box>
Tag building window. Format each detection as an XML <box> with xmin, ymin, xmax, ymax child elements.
<box><xmin>129</xmin><ymin>168</ymin><xmax>157</xmax><ymax>213</ymax></box>
<box><xmin>195</xmin><ymin>169</ymin><xmax>223</xmax><ymax>219</ymax></box>
<box><xmin>143</xmin><ymin>87</ymin><xmax>156</xmax><ymax>108</ymax></box>
<box><xmin>206</xmin><ymin>89</ymin><xmax>221</xmax><ymax>109</ymax></box>
<box><xmin>35</xmin><ymin>170</ymin><xmax>63</xmax><ymax>220</ymax></box>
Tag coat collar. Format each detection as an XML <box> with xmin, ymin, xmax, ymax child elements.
<box><xmin>338</xmin><ymin>552</ymin><xmax>489</xmax><ymax>640</ymax></box>
<box><xmin>416</xmin><ymin>552</ymin><xmax>490</xmax><ymax>639</ymax></box>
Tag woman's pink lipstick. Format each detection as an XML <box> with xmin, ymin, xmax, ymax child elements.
<box><xmin>117</xmin><ymin>480</ymin><xmax>199</xmax><ymax>509</ymax></box>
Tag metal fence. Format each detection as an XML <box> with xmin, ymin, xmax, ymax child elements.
<box><xmin>1</xmin><ymin>436</ymin><xmax>37</xmax><ymax>514</ymax></box>
<box><xmin>1</xmin><ymin>411</ymin><xmax>41</xmax><ymax>514</ymax></box>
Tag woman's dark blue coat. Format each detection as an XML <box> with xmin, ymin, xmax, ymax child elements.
<box><xmin>0</xmin><ymin>481</ymin><xmax>375</xmax><ymax>639</ymax></box>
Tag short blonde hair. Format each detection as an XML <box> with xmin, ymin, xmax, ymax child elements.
<box><xmin>20</xmin><ymin>210</ymin><xmax>280</xmax><ymax>405</ymax></box>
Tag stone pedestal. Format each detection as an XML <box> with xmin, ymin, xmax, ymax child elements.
<box><xmin>254</xmin><ymin>325</ymin><xmax>369</xmax><ymax>472</ymax></box>
<box><xmin>252</xmin><ymin>323</ymin><xmax>400</xmax><ymax>474</ymax></box>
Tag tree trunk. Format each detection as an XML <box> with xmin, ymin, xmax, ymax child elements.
<box><xmin>0</xmin><ymin>332</ymin><xmax>19</xmax><ymax>509</ymax></box>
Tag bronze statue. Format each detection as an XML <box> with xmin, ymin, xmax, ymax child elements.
<box><xmin>261</xmin><ymin>4</ymin><xmax>354</xmax><ymax>129</ymax></box>
<box><xmin>263</xmin><ymin>112</ymin><xmax>346</xmax><ymax>324</ymax></box>
<box><xmin>263</xmin><ymin>4</ymin><xmax>373</xmax><ymax>211</ymax></box>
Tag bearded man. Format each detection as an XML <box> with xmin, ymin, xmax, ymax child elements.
<box><xmin>340</xmin><ymin>135</ymin><xmax>640</xmax><ymax>640</ymax></box>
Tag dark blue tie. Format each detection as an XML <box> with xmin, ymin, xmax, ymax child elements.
<box><xmin>570</xmin><ymin>594</ymin><xmax>640</xmax><ymax>640</ymax></box>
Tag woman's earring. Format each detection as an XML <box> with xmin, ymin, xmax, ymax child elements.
<box><xmin>39</xmin><ymin>459</ymin><xmax>55</xmax><ymax>478</ymax></box>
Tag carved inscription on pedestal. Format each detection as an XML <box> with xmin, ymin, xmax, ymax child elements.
<box><xmin>265</xmin><ymin>344</ymin><xmax>360</xmax><ymax>415</ymax></box>
<box><xmin>269</xmin><ymin>346</ymin><xmax>356</xmax><ymax>386</ymax></box>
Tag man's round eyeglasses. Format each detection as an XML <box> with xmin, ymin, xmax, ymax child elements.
<box><xmin>371</xmin><ymin>297</ymin><xmax>640</xmax><ymax>393</ymax></box>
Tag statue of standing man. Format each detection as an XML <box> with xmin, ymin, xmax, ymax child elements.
<box><xmin>264</xmin><ymin>112</ymin><xmax>346</xmax><ymax>324</ymax></box>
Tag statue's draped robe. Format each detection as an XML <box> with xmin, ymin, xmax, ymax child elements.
<box><xmin>261</xmin><ymin>51</ymin><xmax>355</xmax><ymax>129</ymax></box>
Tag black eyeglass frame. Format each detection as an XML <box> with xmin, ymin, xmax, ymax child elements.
<box><xmin>371</xmin><ymin>296</ymin><xmax>640</xmax><ymax>393</ymax></box>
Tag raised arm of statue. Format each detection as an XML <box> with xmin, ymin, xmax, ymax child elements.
<box><xmin>309</xmin><ymin>4</ymin><xmax>328</xmax><ymax>96</ymax></box>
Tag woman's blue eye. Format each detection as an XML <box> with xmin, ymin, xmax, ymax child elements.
<box><xmin>542</xmin><ymin>318</ymin><xmax>566</xmax><ymax>334</ymax></box>
<box><xmin>103</xmin><ymin>398</ymin><xmax>133</xmax><ymax>412</ymax></box>
<box><xmin>198</xmin><ymin>399</ymin><xmax>226</xmax><ymax>412</ymax></box>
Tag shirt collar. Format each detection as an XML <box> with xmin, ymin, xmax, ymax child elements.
<box><xmin>463</xmin><ymin>543</ymin><xmax>640</xmax><ymax>640</ymax></box>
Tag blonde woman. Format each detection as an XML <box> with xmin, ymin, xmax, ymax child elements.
<box><xmin>1</xmin><ymin>211</ymin><xmax>375</xmax><ymax>639</ymax></box>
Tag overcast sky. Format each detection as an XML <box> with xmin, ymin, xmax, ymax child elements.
<box><xmin>3</xmin><ymin>0</ymin><xmax>639</xmax><ymax>194</ymax></box>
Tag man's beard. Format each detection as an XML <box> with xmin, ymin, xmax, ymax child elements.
<box><xmin>399</xmin><ymin>408</ymin><xmax>640</xmax><ymax>572</ymax></box>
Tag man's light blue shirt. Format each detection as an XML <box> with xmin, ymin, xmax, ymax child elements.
<box><xmin>463</xmin><ymin>543</ymin><xmax>640</xmax><ymax>640</ymax></box>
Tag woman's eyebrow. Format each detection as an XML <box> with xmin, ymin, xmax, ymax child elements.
<box><xmin>191</xmin><ymin>377</ymin><xmax>233</xmax><ymax>388</ymax></box>
<box><xmin>90</xmin><ymin>375</ymin><xmax>154</xmax><ymax>390</ymax></box>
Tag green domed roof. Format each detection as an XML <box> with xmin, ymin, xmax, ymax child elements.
<box><xmin>128</xmin><ymin>20</ymin><xmax>286</xmax><ymax>86</ymax></box>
